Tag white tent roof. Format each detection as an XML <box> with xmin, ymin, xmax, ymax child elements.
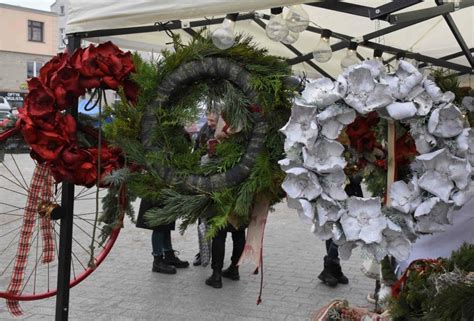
<box><xmin>67</xmin><ymin>1</ymin><xmax>474</xmax><ymax>80</ymax></box>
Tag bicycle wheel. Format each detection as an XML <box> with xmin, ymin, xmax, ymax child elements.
<box><xmin>0</xmin><ymin>133</ymin><xmax>122</xmax><ymax>302</ymax></box>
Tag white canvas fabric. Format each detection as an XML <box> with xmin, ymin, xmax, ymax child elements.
<box><xmin>67</xmin><ymin>1</ymin><xmax>473</xmax><ymax>84</ymax></box>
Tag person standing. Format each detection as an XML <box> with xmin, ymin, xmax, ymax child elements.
<box><xmin>317</xmin><ymin>175</ymin><xmax>363</xmax><ymax>286</ymax></box>
<box><xmin>192</xmin><ymin>112</ymin><xmax>218</xmax><ymax>266</ymax></box>
<box><xmin>136</xmin><ymin>199</ymin><xmax>189</xmax><ymax>274</ymax></box>
<box><xmin>205</xmin><ymin>224</ymin><xmax>246</xmax><ymax>288</ymax></box>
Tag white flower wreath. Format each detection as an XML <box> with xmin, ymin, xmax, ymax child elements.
<box><xmin>280</xmin><ymin>60</ymin><xmax>473</xmax><ymax>262</ymax></box>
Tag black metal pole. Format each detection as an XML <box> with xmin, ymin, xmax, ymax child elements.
<box><xmin>55</xmin><ymin>35</ymin><xmax>81</xmax><ymax>321</ymax></box>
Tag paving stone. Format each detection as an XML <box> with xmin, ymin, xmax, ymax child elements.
<box><xmin>2</xmin><ymin>201</ymin><xmax>374</xmax><ymax>320</ymax></box>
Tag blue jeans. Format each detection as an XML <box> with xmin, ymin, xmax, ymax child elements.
<box><xmin>152</xmin><ymin>230</ymin><xmax>172</xmax><ymax>257</ymax></box>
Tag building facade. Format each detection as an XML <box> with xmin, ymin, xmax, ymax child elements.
<box><xmin>50</xmin><ymin>0</ymin><xmax>69</xmax><ymax>51</ymax></box>
<box><xmin>0</xmin><ymin>4</ymin><xmax>58</xmax><ymax>108</ymax></box>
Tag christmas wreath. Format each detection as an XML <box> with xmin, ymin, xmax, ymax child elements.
<box><xmin>106</xmin><ymin>35</ymin><xmax>294</xmax><ymax>234</ymax></box>
<box><xmin>280</xmin><ymin>60</ymin><xmax>473</xmax><ymax>262</ymax></box>
<box><xmin>1</xmin><ymin>42</ymin><xmax>138</xmax><ymax>187</ymax></box>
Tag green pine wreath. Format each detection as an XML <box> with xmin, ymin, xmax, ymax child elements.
<box><xmin>105</xmin><ymin>35</ymin><xmax>295</xmax><ymax>235</ymax></box>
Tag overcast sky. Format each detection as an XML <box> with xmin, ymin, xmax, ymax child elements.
<box><xmin>0</xmin><ymin>0</ymin><xmax>53</xmax><ymax>11</ymax></box>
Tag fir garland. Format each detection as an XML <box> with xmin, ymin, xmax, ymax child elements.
<box><xmin>389</xmin><ymin>243</ymin><xmax>474</xmax><ymax>321</ymax></box>
<box><xmin>105</xmin><ymin>35</ymin><xmax>294</xmax><ymax>235</ymax></box>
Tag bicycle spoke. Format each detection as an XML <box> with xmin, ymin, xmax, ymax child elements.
<box><xmin>0</xmin><ymin>231</ymin><xmax>20</xmax><ymax>256</ymax></box>
<box><xmin>0</xmin><ymin>186</ymin><xmax>29</xmax><ymax>197</ymax></box>
<box><xmin>11</xmin><ymin>154</ymin><xmax>29</xmax><ymax>190</ymax></box>
<box><xmin>0</xmin><ymin>164</ymin><xmax>28</xmax><ymax>192</ymax></box>
<box><xmin>0</xmin><ymin>217</ymin><xmax>23</xmax><ymax>228</ymax></box>
<box><xmin>72</xmin><ymin>220</ymin><xmax>106</xmax><ymax>249</ymax></box>
<box><xmin>0</xmin><ymin>225</ymin><xmax>21</xmax><ymax>239</ymax></box>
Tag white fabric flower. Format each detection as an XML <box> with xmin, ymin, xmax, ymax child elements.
<box><xmin>287</xmin><ymin>197</ymin><xmax>315</xmax><ymax>225</ymax></box>
<box><xmin>280</xmin><ymin>103</ymin><xmax>318</xmax><ymax>148</ymax></box>
<box><xmin>340</xmin><ymin>197</ymin><xmax>388</xmax><ymax>244</ymax></box>
<box><xmin>407</xmin><ymin>119</ymin><xmax>438</xmax><ymax>154</ymax></box>
<box><xmin>303</xmin><ymin>138</ymin><xmax>346</xmax><ymax>174</ymax></box>
<box><xmin>413</xmin><ymin>90</ymin><xmax>434</xmax><ymax>116</ymax></box>
<box><xmin>344</xmin><ymin>67</ymin><xmax>393</xmax><ymax>115</ymax></box>
<box><xmin>301</xmin><ymin>77</ymin><xmax>341</xmax><ymax>107</ymax></box>
<box><xmin>414</xmin><ymin>197</ymin><xmax>453</xmax><ymax>233</ymax></box>
<box><xmin>428</xmin><ymin>104</ymin><xmax>464</xmax><ymax>138</ymax></box>
<box><xmin>385</xmin><ymin>101</ymin><xmax>417</xmax><ymax>120</ymax></box>
<box><xmin>282</xmin><ymin>167</ymin><xmax>322</xmax><ymax>201</ymax></box>
<box><xmin>422</xmin><ymin>78</ymin><xmax>455</xmax><ymax>103</ymax></box>
<box><xmin>389</xmin><ymin>176</ymin><xmax>421</xmax><ymax>214</ymax></box>
<box><xmin>456</xmin><ymin>128</ymin><xmax>474</xmax><ymax>165</ymax></box>
<box><xmin>359</xmin><ymin>60</ymin><xmax>385</xmax><ymax>78</ymax></box>
<box><xmin>317</xmin><ymin>103</ymin><xmax>356</xmax><ymax>139</ymax></box>
<box><xmin>338</xmin><ymin>241</ymin><xmax>358</xmax><ymax>260</ymax></box>
<box><xmin>315</xmin><ymin>193</ymin><xmax>346</xmax><ymax>226</ymax></box>
<box><xmin>311</xmin><ymin>222</ymin><xmax>334</xmax><ymax>241</ymax></box>
<box><xmin>417</xmin><ymin>148</ymin><xmax>472</xmax><ymax>200</ymax></box>
<box><xmin>452</xmin><ymin>180</ymin><xmax>474</xmax><ymax>207</ymax></box>
<box><xmin>278</xmin><ymin>158</ymin><xmax>301</xmax><ymax>171</ymax></box>
<box><xmin>382</xmin><ymin>220</ymin><xmax>412</xmax><ymax>261</ymax></box>
<box><xmin>320</xmin><ymin>170</ymin><xmax>348</xmax><ymax>201</ymax></box>
<box><xmin>462</xmin><ymin>96</ymin><xmax>474</xmax><ymax>112</ymax></box>
<box><xmin>381</xmin><ymin>60</ymin><xmax>423</xmax><ymax>100</ymax></box>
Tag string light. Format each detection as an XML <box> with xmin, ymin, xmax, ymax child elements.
<box><xmin>312</xmin><ymin>29</ymin><xmax>332</xmax><ymax>63</ymax></box>
<box><xmin>285</xmin><ymin>5</ymin><xmax>309</xmax><ymax>33</ymax></box>
<box><xmin>281</xmin><ymin>31</ymin><xmax>299</xmax><ymax>45</ymax></box>
<box><xmin>266</xmin><ymin>7</ymin><xmax>289</xmax><ymax>42</ymax></box>
<box><xmin>340</xmin><ymin>41</ymin><xmax>359</xmax><ymax>70</ymax></box>
<box><xmin>373</xmin><ymin>48</ymin><xmax>383</xmax><ymax>62</ymax></box>
<box><xmin>211</xmin><ymin>13</ymin><xmax>238</xmax><ymax>50</ymax></box>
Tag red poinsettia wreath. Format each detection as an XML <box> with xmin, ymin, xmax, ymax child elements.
<box><xmin>2</xmin><ymin>42</ymin><xmax>138</xmax><ymax>187</ymax></box>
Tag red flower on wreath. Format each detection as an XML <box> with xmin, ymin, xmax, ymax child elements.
<box><xmin>15</xmin><ymin>41</ymin><xmax>138</xmax><ymax>186</ymax></box>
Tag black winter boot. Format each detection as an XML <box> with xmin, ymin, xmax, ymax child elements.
<box><xmin>318</xmin><ymin>256</ymin><xmax>338</xmax><ymax>286</ymax></box>
<box><xmin>152</xmin><ymin>255</ymin><xmax>177</xmax><ymax>274</ymax></box>
<box><xmin>222</xmin><ymin>263</ymin><xmax>240</xmax><ymax>281</ymax></box>
<box><xmin>164</xmin><ymin>250</ymin><xmax>190</xmax><ymax>268</ymax></box>
<box><xmin>330</xmin><ymin>258</ymin><xmax>349</xmax><ymax>284</ymax></box>
<box><xmin>205</xmin><ymin>269</ymin><xmax>222</xmax><ymax>288</ymax></box>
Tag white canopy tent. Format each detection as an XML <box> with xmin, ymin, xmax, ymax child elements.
<box><xmin>66</xmin><ymin>0</ymin><xmax>474</xmax><ymax>81</ymax></box>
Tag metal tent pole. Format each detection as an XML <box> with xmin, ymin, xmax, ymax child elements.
<box><xmin>55</xmin><ymin>35</ymin><xmax>81</xmax><ymax>321</ymax></box>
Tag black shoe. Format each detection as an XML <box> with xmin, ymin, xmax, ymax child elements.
<box><xmin>164</xmin><ymin>250</ymin><xmax>189</xmax><ymax>268</ymax></box>
<box><xmin>205</xmin><ymin>269</ymin><xmax>222</xmax><ymax>288</ymax></box>
<box><xmin>318</xmin><ymin>268</ymin><xmax>338</xmax><ymax>287</ymax></box>
<box><xmin>152</xmin><ymin>255</ymin><xmax>177</xmax><ymax>274</ymax></box>
<box><xmin>222</xmin><ymin>264</ymin><xmax>240</xmax><ymax>281</ymax></box>
<box><xmin>328</xmin><ymin>257</ymin><xmax>349</xmax><ymax>285</ymax></box>
<box><xmin>193</xmin><ymin>253</ymin><xmax>201</xmax><ymax>266</ymax></box>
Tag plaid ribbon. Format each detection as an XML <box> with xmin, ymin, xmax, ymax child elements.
<box><xmin>40</xmin><ymin>171</ymin><xmax>55</xmax><ymax>264</ymax></box>
<box><xmin>6</xmin><ymin>163</ymin><xmax>54</xmax><ymax>316</ymax></box>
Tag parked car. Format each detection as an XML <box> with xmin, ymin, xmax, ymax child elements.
<box><xmin>0</xmin><ymin>96</ymin><xmax>12</xmax><ymax>112</ymax></box>
<box><xmin>0</xmin><ymin>110</ymin><xmax>14</xmax><ymax>129</ymax></box>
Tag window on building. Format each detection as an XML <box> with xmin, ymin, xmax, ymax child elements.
<box><xmin>59</xmin><ymin>28</ymin><xmax>66</xmax><ymax>48</ymax></box>
<box><xmin>60</xmin><ymin>6</ymin><xmax>65</xmax><ymax>15</ymax></box>
<box><xmin>27</xmin><ymin>61</ymin><xmax>43</xmax><ymax>78</ymax></box>
<box><xmin>28</xmin><ymin>20</ymin><xmax>44</xmax><ymax>42</ymax></box>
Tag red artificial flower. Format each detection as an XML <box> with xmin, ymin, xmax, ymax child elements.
<box><xmin>396</xmin><ymin>132</ymin><xmax>417</xmax><ymax>166</ymax></box>
<box><xmin>365</xmin><ymin>111</ymin><xmax>379</xmax><ymax>127</ymax></box>
<box><xmin>353</xmin><ymin>131</ymin><xmax>376</xmax><ymax>153</ymax></box>
<box><xmin>39</xmin><ymin>52</ymin><xmax>69</xmax><ymax>86</ymax></box>
<box><xmin>346</xmin><ymin>116</ymin><xmax>370</xmax><ymax>138</ymax></box>
<box><xmin>24</xmin><ymin>78</ymin><xmax>56</xmax><ymax>118</ymax></box>
<box><xmin>49</xmin><ymin>65</ymin><xmax>84</xmax><ymax>109</ymax></box>
<box><xmin>123</xmin><ymin>79</ymin><xmax>139</xmax><ymax>105</ymax></box>
<box><xmin>21</xmin><ymin>125</ymin><xmax>69</xmax><ymax>162</ymax></box>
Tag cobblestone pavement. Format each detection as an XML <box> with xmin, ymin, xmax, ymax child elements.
<box><xmin>1</xmin><ymin>201</ymin><xmax>375</xmax><ymax>320</ymax></box>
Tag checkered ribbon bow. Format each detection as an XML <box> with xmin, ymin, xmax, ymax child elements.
<box><xmin>6</xmin><ymin>163</ymin><xmax>55</xmax><ymax>316</ymax></box>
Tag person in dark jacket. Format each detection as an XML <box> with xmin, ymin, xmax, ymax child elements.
<box><xmin>317</xmin><ymin>175</ymin><xmax>363</xmax><ymax>286</ymax></box>
<box><xmin>136</xmin><ymin>201</ymin><xmax>190</xmax><ymax>274</ymax></box>
<box><xmin>192</xmin><ymin>112</ymin><xmax>218</xmax><ymax>266</ymax></box>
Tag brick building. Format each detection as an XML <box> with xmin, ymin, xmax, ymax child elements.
<box><xmin>0</xmin><ymin>3</ymin><xmax>58</xmax><ymax>108</ymax></box>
